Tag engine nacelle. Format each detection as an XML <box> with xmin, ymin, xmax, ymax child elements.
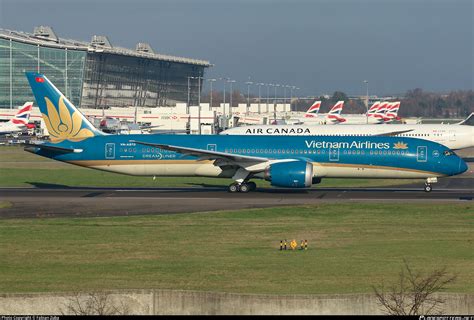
<box><xmin>264</xmin><ymin>160</ymin><xmax>313</xmax><ymax>188</ymax></box>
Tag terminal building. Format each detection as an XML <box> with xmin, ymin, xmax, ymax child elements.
<box><xmin>0</xmin><ymin>26</ymin><xmax>211</xmax><ymax>110</ymax></box>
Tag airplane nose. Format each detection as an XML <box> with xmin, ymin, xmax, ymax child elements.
<box><xmin>458</xmin><ymin>158</ymin><xmax>468</xmax><ymax>174</ymax></box>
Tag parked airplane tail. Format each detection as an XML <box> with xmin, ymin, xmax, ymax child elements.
<box><xmin>326</xmin><ymin>101</ymin><xmax>346</xmax><ymax>123</ymax></box>
<box><xmin>10</xmin><ymin>102</ymin><xmax>33</xmax><ymax>126</ymax></box>
<box><xmin>367</xmin><ymin>101</ymin><xmax>381</xmax><ymax>116</ymax></box>
<box><xmin>25</xmin><ymin>72</ymin><xmax>104</xmax><ymax>143</ymax></box>
<box><xmin>372</xmin><ymin>102</ymin><xmax>390</xmax><ymax>123</ymax></box>
<box><xmin>384</xmin><ymin>102</ymin><xmax>401</xmax><ymax>122</ymax></box>
<box><xmin>304</xmin><ymin>101</ymin><xmax>321</xmax><ymax>118</ymax></box>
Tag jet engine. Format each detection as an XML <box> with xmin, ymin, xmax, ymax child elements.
<box><xmin>264</xmin><ymin>160</ymin><xmax>313</xmax><ymax>188</ymax></box>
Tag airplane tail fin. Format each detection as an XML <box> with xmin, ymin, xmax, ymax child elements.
<box><xmin>304</xmin><ymin>101</ymin><xmax>321</xmax><ymax>118</ymax></box>
<box><xmin>326</xmin><ymin>101</ymin><xmax>346</xmax><ymax>123</ymax></box>
<box><xmin>384</xmin><ymin>102</ymin><xmax>401</xmax><ymax>122</ymax></box>
<box><xmin>9</xmin><ymin>102</ymin><xmax>33</xmax><ymax>126</ymax></box>
<box><xmin>25</xmin><ymin>72</ymin><xmax>103</xmax><ymax>143</ymax></box>
<box><xmin>372</xmin><ymin>102</ymin><xmax>389</xmax><ymax>123</ymax></box>
<box><xmin>367</xmin><ymin>101</ymin><xmax>380</xmax><ymax>116</ymax></box>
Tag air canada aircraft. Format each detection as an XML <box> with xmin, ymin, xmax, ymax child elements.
<box><xmin>221</xmin><ymin>115</ymin><xmax>474</xmax><ymax>151</ymax></box>
<box><xmin>24</xmin><ymin>72</ymin><xmax>467</xmax><ymax>193</ymax></box>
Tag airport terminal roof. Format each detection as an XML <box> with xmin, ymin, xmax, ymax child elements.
<box><xmin>0</xmin><ymin>27</ymin><xmax>211</xmax><ymax>67</ymax></box>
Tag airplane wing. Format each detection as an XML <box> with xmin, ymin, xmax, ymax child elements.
<box><xmin>457</xmin><ymin>113</ymin><xmax>474</xmax><ymax>126</ymax></box>
<box><xmin>373</xmin><ymin>129</ymin><xmax>414</xmax><ymax>136</ymax></box>
<box><xmin>23</xmin><ymin>141</ymin><xmax>83</xmax><ymax>153</ymax></box>
<box><xmin>139</xmin><ymin>124</ymin><xmax>164</xmax><ymax>129</ymax></box>
<box><xmin>130</xmin><ymin>140</ymin><xmax>269</xmax><ymax>163</ymax></box>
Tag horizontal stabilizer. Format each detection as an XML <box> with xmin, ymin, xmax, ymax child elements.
<box><xmin>23</xmin><ymin>142</ymin><xmax>83</xmax><ymax>153</ymax></box>
<box><xmin>373</xmin><ymin>129</ymin><xmax>414</xmax><ymax>137</ymax></box>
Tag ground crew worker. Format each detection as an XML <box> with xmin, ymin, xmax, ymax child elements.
<box><xmin>304</xmin><ymin>239</ymin><xmax>308</xmax><ymax>250</ymax></box>
<box><xmin>284</xmin><ymin>239</ymin><xmax>287</xmax><ymax>250</ymax></box>
<box><xmin>300</xmin><ymin>240</ymin><xmax>304</xmax><ymax>250</ymax></box>
<box><xmin>290</xmin><ymin>239</ymin><xmax>297</xmax><ymax>250</ymax></box>
<box><xmin>280</xmin><ymin>240</ymin><xmax>283</xmax><ymax>251</ymax></box>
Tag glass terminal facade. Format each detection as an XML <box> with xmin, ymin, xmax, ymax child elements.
<box><xmin>0</xmin><ymin>30</ymin><xmax>209</xmax><ymax>109</ymax></box>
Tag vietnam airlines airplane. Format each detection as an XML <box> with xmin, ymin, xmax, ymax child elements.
<box><xmin>0</xmin><ymin>102</ymin><xmax>34</xmax><ymax>135</ymax></box>
<box><xmin>24</xmin><ymin>72</ymin><xmax>467</xmax><ymax>193</ymax></box>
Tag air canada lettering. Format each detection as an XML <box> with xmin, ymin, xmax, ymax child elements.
<box><xmin>245</xmin><ymin>127</ymin><xmax>311</xmax><ymax>134</ymax></box>
<box><xmin>305</xmin><ymin>140</ymin><xmax>391</xmax><ymax>149</ymax></box>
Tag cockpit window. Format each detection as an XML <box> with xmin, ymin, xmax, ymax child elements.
<box><xmin>444</xmin><ymin>150</ymin><xmax>455</xmax><ymax>156</ymax></box>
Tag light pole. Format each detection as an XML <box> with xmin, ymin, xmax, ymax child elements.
<box><xmin>283</xmin><ymin>85</ymin><xmax>290</xmax><ymax>111</ymax></box>
<box><xmin>187</xmin><ymin>76</ymin><xmax>192</xmax><ymax>114</ymax></box>
<box><xmin>266</xmin><ymin>83</ymin><xmax>272</xmax><ymax>114</ymax></box>
<box><xmin>295</xmin><ymin>87</ymin><xmax>300</xmax><ymax>110</ymax></box>
<box><xmin>364</xmin><ymin>80</ymin><xmax>369</xmax><ymax>124</ymax></box>
<box><xmin>245</xmin><ymin>78</ymin><xmax>253</xmax><ymax>114</ymax></box>
<box><xmin>290</xmin><ymin>86</ymin><xmax>296</xmax><ymax>111</ymax></box>
<box><xmin>274</xmin><ymin>84</ymin><xmax>280</xmax><ymax>122</ymax></box>
<box><xmin>257</xmin><ymin>83</ymin><xmax>264</xmax><ymax>114</ymax></box>
<box><xmin>207</xmin><ymin>78</ymin><xmax>216</xmax><ymax>108</ymax></box>
<box><xmin>190</xmin><ymin>76</ymin><xmax>204</xmax><ymax>134</ymax></box>
<box><xmin>228</xmin><ymin>79</ymin><xmax>236</xmax><ymax>111</ymax></box>
<box><xmin>219</xmin><ymin>78</ymin><xmax>228</xmax><ymax>130</ymax></box>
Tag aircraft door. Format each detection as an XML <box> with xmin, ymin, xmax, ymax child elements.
<box><xmin>329</xmin><ymin>147</ymin><xmax>339</xmax><ymax>162</ymax></box>
<box><xmin>105</xmin><ymin>143</ymin><xmax>116</xmax><ymax>159</ymax></box>
<box><xmin>207</xmin><ymin>144</ymin><xmax>217</xmax><ymax>151</ymax></box>
<box><xmin>417</xmin><ymin>146</ymin><xmax>427</xmax><ymax>162</ymax></box>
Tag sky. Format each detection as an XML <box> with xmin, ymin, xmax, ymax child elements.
<box><xmin>1</xmin><ymin>0</ymin><xmax>472</xmax><ymax>97</ymax></box>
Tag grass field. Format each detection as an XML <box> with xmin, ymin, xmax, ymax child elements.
<box><xmin>0</xmin><ymin>203</ymin><xmax>472</xmax><ymax>294</ymax></box>
<box><xmin>0</xmin><ymin>146</ymin><xmax>423</xmax><ymax>188</ymax></box>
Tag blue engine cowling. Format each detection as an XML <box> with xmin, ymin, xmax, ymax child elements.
<box><xmin>264</xmin><ymin>160</ymin><xmax>313</xmax><ymax>188</ymax></box>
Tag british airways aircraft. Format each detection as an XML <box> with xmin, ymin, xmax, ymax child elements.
<box><xmin>24</xmin><ymin>72</ymin><xmax>467</xmax><ymax>193</ymax></box>
<box><xmin>0</xmin><ymin>102</ymin><xmax>33</xmax><ymax>136</ymax></box>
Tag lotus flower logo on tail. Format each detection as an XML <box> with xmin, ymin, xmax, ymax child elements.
<box><xmin>25</xmin><ymin>72</ymin><xmax>102</xmax><ymax>143</ymax></box>
<box><xmin>43</xmin><ymin>96</ymin><xmax>95</xmax><ymax>143</ymax></box>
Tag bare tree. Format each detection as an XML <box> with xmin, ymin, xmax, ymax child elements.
<box><xmin>61</xmin><ymin>291</ymin><xmax>130</xmax><ymax>315</ymax></box>
<box><xmin>373</xmin><ymin>260</ymin><xmax>457</xmax><ymax>315</ymax></box>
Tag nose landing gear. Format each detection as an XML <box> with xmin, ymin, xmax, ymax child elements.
<box><xmin>424</xmin><ymin>177</ymin><xmax>438</xmax><ymax>192</ymax></box>
<box><xmin>424</xmin><ymin>183</ymin><xmax>432</xmax><ymax>193</ymax></box>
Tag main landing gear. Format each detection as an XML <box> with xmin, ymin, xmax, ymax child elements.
<box><xmin>424</xmin><ymin>177</ymin><xmax>438</xmax><ymax>192</ymax></box>
<box><xmin>228</xmin><ymin>168</ymin><xmax>257</xmax><ymax>193</ymax></box>
<box><xmin>228</xmin><ymin>181</ymin><xmax>257</xmax><ymax>193</ymax></box>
